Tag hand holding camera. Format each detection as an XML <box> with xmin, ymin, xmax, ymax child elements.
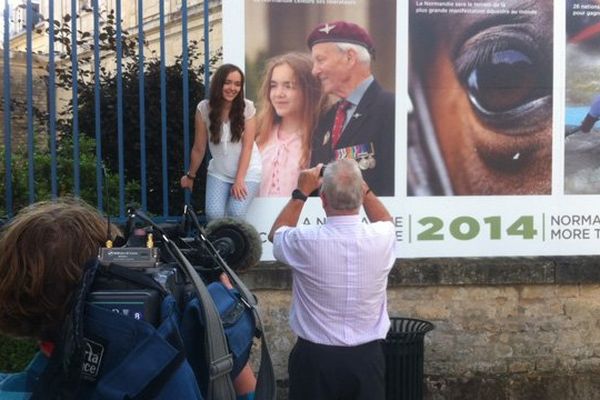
<box><xmin>296</xmin><ymin>164</ymin><xmax>324</xmax><ymax>197</ymax></box>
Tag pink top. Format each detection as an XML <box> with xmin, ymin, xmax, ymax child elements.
<box><xmin>259</xmin><ymin>125</ymin><xmax>305</xmax><ymax>197</ymax></box>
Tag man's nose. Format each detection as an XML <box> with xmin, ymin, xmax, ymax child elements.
<box><xmin>311</xmin><ymin>64</ymin><xmax>319</xmax><ymax>77</ymax></box>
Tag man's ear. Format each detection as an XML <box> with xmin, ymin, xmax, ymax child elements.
<box><xmin>345</xmin><ymin>48</ymin><xmax>356</xmax><ymax>65</ymax></box>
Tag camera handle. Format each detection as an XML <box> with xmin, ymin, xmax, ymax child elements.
<box><xmin>184</xmin><ymin>205</ymin><xmax>276</xmax><ymax>400</ymax></box>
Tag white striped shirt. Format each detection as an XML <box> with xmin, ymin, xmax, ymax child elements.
<box><xmin>273</xmin><ymin>215</ymin><xmax>396</xmax><ymax>346</ymax></box>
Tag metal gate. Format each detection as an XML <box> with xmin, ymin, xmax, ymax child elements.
<box><xmin>1</xmin><ymin>0</ymin><xmax>216</xmax><ymax>221</ymax></box>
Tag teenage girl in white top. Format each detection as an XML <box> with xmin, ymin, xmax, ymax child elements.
<box><xmin>180</xmin><ymin>64</ymin><xmax>262</xmax><ymax>221</ymax></box>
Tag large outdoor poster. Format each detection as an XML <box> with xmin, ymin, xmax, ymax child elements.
<box><xmin>223</xmin><ymin>0</ymin><xmax>600</xmax><ymax>259</ymax></box>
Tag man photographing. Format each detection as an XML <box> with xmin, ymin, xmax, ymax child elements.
<box><xmin>268</xmin><ymin>159</ymin><xmax>396</xmax><ymax>400</ymax></box>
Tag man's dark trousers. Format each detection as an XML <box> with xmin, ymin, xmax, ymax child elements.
<box><xmin>288</xmin><ymin>337</ymin><xmax>385</xmax><ymax>400</ymax></box>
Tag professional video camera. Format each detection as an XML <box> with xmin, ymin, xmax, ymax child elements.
<box><xmin>93</xmin><ymin>205</ymin><xmax>263</xmax><ymax>323</ymax></box>
<box><xmin>100</xmin><ymin>206</ymin><xmax>262</xmax><ymax>278</ymax></box>
<box><xmin>33</xmin><ymin>205</ymin><xmax>275</xmax><ymax>400</ymax></box>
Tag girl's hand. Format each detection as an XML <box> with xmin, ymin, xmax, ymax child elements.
<box><xmin>180</xmin><ymin>174</ymin><xmax>194</xmax><ymax>190</ymax></box>
<box><xmin>231</xmin><ymin>179</ymin><xmax>248</xmax><ymax>200</ymax></box>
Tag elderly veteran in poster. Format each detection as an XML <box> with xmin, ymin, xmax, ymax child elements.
<box><xmin>268</xmin><ymin>159</ymin><xmax>396</xmax><ymax>400</ymax></box>
<box><xmin>308</xmin><ymin>21</ymin><xmax>395</xmax><ymax>196</ymax></box>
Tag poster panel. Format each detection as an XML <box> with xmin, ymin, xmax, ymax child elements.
<box><xmin>222</xmin><ymin>0</ymin><xmax>600</xmax><ymax>259</ymax></box>
<box><xmin>565</xmin><ymin>0</ymin><xmax>600</xmax><ymax>193</ymax></box>
<box><xmin>408</xmin><ymin>0</ymin><xmax>553</xmax><ymax>197</ymax></box>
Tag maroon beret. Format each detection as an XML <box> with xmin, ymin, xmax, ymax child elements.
<box><xmin>306</xmin><ymin>21</ymin><xmax>375</xmax><ymax>57</ymax></box>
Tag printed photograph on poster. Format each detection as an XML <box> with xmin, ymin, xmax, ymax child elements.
<box><xmin>407</xmin><ymin>0</ymin><xmax>553</xmax><ymax>196</ymax></box>
<box><xmin>564</xmin><ymin>0</ymin><xmax>600</xmax><ymax>194</ymax></box>
<box><xmin>244</xmin><ymin>0</ymin><xmax>396</xmax><ymax>197</ymax></box>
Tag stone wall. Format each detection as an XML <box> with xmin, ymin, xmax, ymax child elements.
<box><xmin>246</xmin><ymin>258</ymin><xmax>600</xmax><ymax>400</ymax></box>
<box><xmin>0</xmin><ymin>51</ymin><xmax>48</xmax><ymax>150</ymax></box>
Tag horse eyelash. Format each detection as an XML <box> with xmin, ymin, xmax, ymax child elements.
<box><xmin>454</xmin><ymin>38</ymin><xmax>518</xmax><ymax>83</ymax></box>
<box><xmin>454</xmin><ymin>35</ymin><xmax>538</xmax><ymax>85</ymax></box>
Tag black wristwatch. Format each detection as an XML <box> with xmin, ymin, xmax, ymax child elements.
<box><xmin>291</xmin><ymin>189</ymin><xmax>308</xmax><ymax>202</ymax></box>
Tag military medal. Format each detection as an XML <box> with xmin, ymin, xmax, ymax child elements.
<box><xmin>323</xmin><ymin>130</ymin><xmax>331</xmax><ymax>145</ymax></box>
<box><xmin>358</xmin><ymin>157</ymin><xmax>370</xmax><ymax>170</ymax></box>
<box><xmin>333</xmin><ymin>142</ymin><xmax>376</xmax><ymax>169</ymax></box>
<box><xmin>367</xmin><ymin>154</ymin><xmax>376</xmax><ymax>169</ymax></box>
<box><xmin>367</xmin><ymin>143</ymin><xmax>376</xmax><ymax>169</ymax></box>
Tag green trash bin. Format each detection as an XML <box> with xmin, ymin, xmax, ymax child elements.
<box><xmin>384</xmin><ymin>317</ymin><xmax>434</xmax><ymax>400</ymax></box>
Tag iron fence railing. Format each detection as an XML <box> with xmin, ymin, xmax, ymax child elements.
<box><xmin>1</xmin><ymin>0</ymin><xmax>214</xmax><ymax>222</ymax></box>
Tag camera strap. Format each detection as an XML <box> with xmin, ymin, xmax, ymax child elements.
<box><xmin>186</xmin><ymin>209</ymin><xmax>276</xmax><ymax>400</ymax></box>
<box><xmin>162</xmin><ymin>235</ymin><xmax>237</xmax><ymax>400</ymax></box>
<box><xmin>218</xmin><ymin>253</ymin><xmax>276</xmax><ymax>400</ymax></box>
<box><xmin>126</xmin><ymin>208</ymin><xmax>237</xmax><ymax>400</ymax></box>
<box><xmin>29</xmin><ymin>259</ymin><xmax>99</xmax><ymax>400</ymax></box>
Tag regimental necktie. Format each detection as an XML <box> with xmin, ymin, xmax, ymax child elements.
<box><xmin>331</xmin><ymin>100</ymin><xmax>351</xmax><ymax>148</ymax></box>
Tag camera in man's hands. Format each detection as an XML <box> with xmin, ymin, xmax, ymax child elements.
<box><xmin>320</xmin><ymin>164</ymin><xmax>327</xmax><ymax>177</ymax></box>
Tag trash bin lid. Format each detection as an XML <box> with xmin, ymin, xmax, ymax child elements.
<box><xmin>387</xmin><ymin>317</ymin><xmax>434</xmax><ymax>338</ymax></box>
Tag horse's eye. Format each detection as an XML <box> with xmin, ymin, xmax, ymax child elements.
<box><xmin>455</xmin><ymin>32</ymin><xmax>552</xmax><ymax>131</ymax></box>
<box><xmin>466</xmin><ymin>49</ymin><xmax>545</xmax><ymax>113</ymax></box>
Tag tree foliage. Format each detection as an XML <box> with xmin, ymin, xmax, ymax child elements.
<box><xmin>0</xmin><ymin>134</ymin><xmax>139</xmax><ymax>216</ymax></box>
<box><xmin>0</xmin><ymin>335</ymin><xmax>37</xmax><ymax>373</ymax></box>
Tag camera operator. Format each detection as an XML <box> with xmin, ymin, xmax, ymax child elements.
<box><xmin>0</xmin><ymin>198</ymin><xmax>257</xmax><ymax>400</ymax></box>
<box><xmin>268</xmin><ymin>159</ymin><xmax>396</xmax><ymax>400</ymax></box>
<box><xmin>0</xmin><ymin>198</ymin><xmax>120</xmax><ymax>398</ymax></box>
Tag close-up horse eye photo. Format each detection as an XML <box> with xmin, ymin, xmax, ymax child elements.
<box><xmin>407</xmin><ymin>0</ymin><xmax>553</xmax><ymax>196</ymax></box>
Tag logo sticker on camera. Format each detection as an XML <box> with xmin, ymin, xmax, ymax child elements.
<box><xmin>81</xmin><ymin>338</ymin><xmax>105</xmax><ymax>381</ymax></box>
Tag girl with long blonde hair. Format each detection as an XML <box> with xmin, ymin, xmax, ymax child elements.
<box><xmin>256</xmin><ymin>52</ymin><xmax>323</xmax><ymax>197</ymax></box>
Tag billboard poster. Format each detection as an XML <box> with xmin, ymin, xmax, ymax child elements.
<box><xmin>223</xmin><ymin>0</ymin><xmax>600</xmax><ymax>259</ymax></box>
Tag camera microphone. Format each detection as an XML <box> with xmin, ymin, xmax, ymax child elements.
<box><xmin>204</xmin><ymin>217</ymin><xmax>262</xmax><ymax>272</ymax></box>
